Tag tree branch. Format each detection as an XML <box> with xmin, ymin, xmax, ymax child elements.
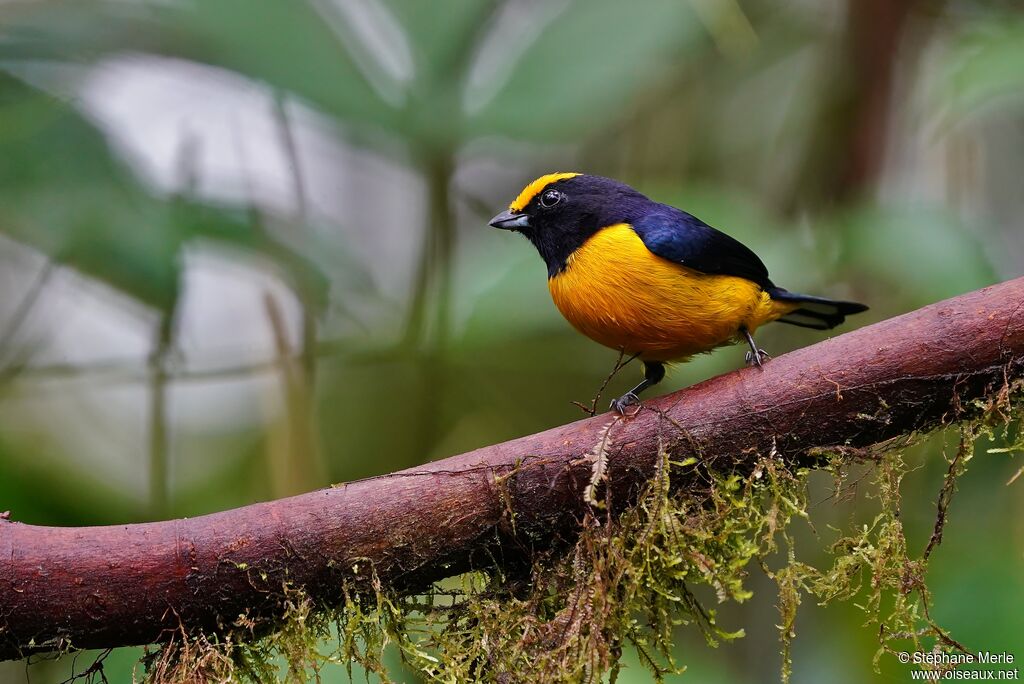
<box><xmin>2</xmin><ymin>278</ymin><xmax>1024</xmax><ymax>661</ymax></box>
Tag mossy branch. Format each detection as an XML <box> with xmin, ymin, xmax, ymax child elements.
<box><xmin>2</xmin><ymin>278</ymin><xmax>1024</xmax><ymax>665</ymax></box>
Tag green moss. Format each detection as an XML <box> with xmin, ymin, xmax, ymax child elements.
<box><xmin>138</xmin><ymin>389</ymin><xmax>1022</xmax><ymax>684</ymax></box>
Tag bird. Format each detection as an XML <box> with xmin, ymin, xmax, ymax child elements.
<box><xmin>489</xmin><ymin>173</ymin><xmax>867</xmax><ymax>414</ymax></box>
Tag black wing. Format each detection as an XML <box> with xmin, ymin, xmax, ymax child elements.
<box><xmin>630</xmin><ymin>207</ymin><xmax>773</xmax><ymax>288</ymax></box>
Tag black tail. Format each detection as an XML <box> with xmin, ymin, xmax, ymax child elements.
<box><xmin>767</xmin><ymin>287</ymin><xmax>868</xmax><ymax>330</ymax></box>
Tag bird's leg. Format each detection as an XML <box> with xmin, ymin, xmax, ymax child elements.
<box><xmin>610</xmin><ymin>361</ymin><xmax>665</xmax><ymax>415</ymax></box>
<box><xmin>741</xmin><ymin>326</ymin><xmax>770</xmax><ymax>367</ymax></box>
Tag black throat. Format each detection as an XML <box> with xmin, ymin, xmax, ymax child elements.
<box><xmin>523</xmin><ymin>225</ymin><xmax>596</xmax><ymax>278</ymax></box>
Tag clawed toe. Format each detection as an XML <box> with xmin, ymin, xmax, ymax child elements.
<box><xmin>745</xmin><ymin>348</ymin><xmax>771</xmax><ymax>368</ymax></box>
<box><xmin>610</xmin><ymin>392</ymin><xmax>642</xmax><ymax>416</ymax></box>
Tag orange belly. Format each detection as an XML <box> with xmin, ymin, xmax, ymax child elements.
<box><xmin>547</xmin><ymin>224</ymin><xmax>790</xmax><ymax>361</ymax></box>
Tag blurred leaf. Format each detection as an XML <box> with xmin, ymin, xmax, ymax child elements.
<box><xmin>2</xmin><ymin>0</ymin><xmax>709</xmax><ymax>146</ymax></box>
<box><xmin>0</xmin><ymin>434</ymin><xmax>143</xmax><ymax>525</ymax></box>
<box><xmin>385</xmin><ymin>0</ymin><xmax>497</xmax><ymax>84</ymax></box>
<box><xmin>841</xmin><ymin>204</ymin><xmax>996</xmax><ymax>307</ymax></box>
<box><xmin>173</xmin><ymin>0</ymin><xmax>402</xmax><ymax>128</ymax></box>
<box><xmin>0</xmin><ymin>72</ymin><xmax>329</xmax><ymax>311</ymax></box>
<box><xmin>0</xmin><ymin>71</ymin><xmax>181</xmax><ymax>308</ymax></box>
<box><xmin>936</xmin><ymin>17</ymin><xmax>1024</xmax><ymax>118</ymax></box>
<box><xmin>0</xmin><ymin>0</ymin><xmax>402</xmax><ymax>132</ymax></box>
<box><xmin>455</xmin><ymin>240</ymin><xmax>562</xmax><ymax>347</ymax></box>
<box><xmin>383</xmin><ymin>0</ymin><xmax>499</xmax><ymax>144</ymax></box>
<box><xmin>467</xmin><ymin>0</ymin><xmax>704</xmax><ymax>139</ymax></box>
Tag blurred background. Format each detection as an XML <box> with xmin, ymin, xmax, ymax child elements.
<box><xmin>0</xmin><ymin>0</ymin><xmax>1021</xmax><ymax>681</ymax></box>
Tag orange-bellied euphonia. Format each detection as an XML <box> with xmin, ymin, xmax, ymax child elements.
<box><xmin>489</xmin><ymin>173</ymin><xmax>867</xmax><ymax>414</ymax></box>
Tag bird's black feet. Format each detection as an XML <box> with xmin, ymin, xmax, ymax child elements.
<box><xmin>608</xmin><ymin>361</ymin><xmax>663</xmax><ymax>415</ymax></box>
<box><xmin>745</xmin><ymin>347</ymin><xmax>770</xmax><ymax>368</ymax></box>
<box><xmin>740</xmin><ymin>326</ymin><xmax>770</xmax><ymax>368</ymax></box>
<box><xmin>610</xmin><ymin>392</ymin><xmax>642</xmax><ymax>416</ymax></box>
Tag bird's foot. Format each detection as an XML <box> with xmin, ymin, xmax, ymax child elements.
<box><xmin>745</xmin><ymin>348</ymin><xmax>771</xmax><ymax>368</ymax></box>
<box><xmin>610</xmin><ymin>392</ymin><xmax>642</xmax><ymax>416</ymax></box>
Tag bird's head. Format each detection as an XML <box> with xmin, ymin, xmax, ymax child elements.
<box><xmin>489</xmin><ymin>173</ymin><xmax>648</xmax><ymax>276</ymax></box>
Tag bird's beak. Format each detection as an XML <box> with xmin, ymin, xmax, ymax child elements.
<box><xmin>489</xmin><ymin>209</ymin><xmax>530</xmax><ymax>231</ymax></box>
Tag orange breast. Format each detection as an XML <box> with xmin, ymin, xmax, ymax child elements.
<box><xmin>547</xmin><ymin>224</ymin><xmax>785</xmax><ymax>361</ymax></box>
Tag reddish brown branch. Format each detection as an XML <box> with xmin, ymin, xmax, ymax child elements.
<box><xmin>2</xmin><ymin>278</ymin><xmax>1024</xmax><ymax>660</ymax></box>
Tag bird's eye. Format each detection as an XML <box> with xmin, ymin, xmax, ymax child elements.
<box><xmin>539</xmin><ymin>189</ymin><xmax>562</xmax><ymax>208</ymax></box>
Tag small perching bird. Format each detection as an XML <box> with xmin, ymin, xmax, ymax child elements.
<box><xmin>490</xmin><ymin>173</ymin><xmax>867</xmax><ymax>413</ymax></box>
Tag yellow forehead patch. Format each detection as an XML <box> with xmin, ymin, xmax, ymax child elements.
<box><xmin>509</xmin><ymin>172</ymin><xmax>581</xmax><ymax>212</ymax></box>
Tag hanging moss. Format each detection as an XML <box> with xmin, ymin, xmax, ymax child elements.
<box><xmin>133</xmin><ymin>389</ymin><xmax>1022</xmax><ymax>684</ymax></box>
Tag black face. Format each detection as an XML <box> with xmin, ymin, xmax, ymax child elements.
<box><xmin>489</xmin><ymin>174</ymin><xmax>651</xmax><ymax>277</ymax></box>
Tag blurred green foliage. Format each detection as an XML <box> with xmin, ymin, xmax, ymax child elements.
<box><xmin>0</xmin><ymin>0</ymin><xmax>1022</xmax><ymax>681</ymax></box>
